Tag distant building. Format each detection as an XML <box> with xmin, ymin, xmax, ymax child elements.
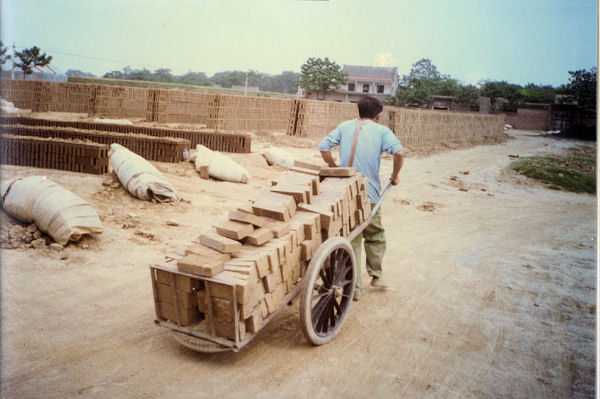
<box><xmin>303</xmin><ymin>65</ymin><xmax>398</xmax><ymax>102</ymax></box>
<box><xmin>429</xmin><ymin>95</ymin><xmax>490</xmax><ymax>114</ymax></box>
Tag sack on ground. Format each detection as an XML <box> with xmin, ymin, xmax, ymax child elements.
<box><xmin>264</xmin><ymin>146</ymin><xmax>296</xmax><ymax>169</ymax></box>
<box><xmin>195</xmin><ymin>144</ymin><xmax>250</xmax><ymax>184</ymax></box>
<box><xmin>1</xmin><ymin>176</ymin><xmax>103</xmax><ymax>244</ymax></box>
<box><xmin>109</xmin><ymin>143</ymin><xmax>178</xmax><ymax>202</ymax></box>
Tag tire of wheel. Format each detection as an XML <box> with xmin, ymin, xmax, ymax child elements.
<box><xmin>299</xmin><ymin>236</ymin><xmax>356</xmax><ymax>346</ymax></box>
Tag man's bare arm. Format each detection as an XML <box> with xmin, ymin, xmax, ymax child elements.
<box><xmin>390</xmin><ymin>151</ymin><xmax>404</xmax><ymax>185</ymax></box>
<box><xmin>320</xmin><ymin>151</ymin><xmax>337</xmax><ymax>167</ymax></box>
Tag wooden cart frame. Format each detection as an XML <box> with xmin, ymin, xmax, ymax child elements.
<box><xmin>151</xmin><ymin>183</ymin><xmax>393</xmax><ymax>352</ymax></box>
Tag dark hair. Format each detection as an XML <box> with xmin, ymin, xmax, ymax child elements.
<box><xmin>358</xmin><ymin>96</ymin><xmax>383</xmax><ymax>119</ymax></box>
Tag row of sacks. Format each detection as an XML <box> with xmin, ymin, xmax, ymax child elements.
<box><xmin>0</xmin><ymin>143</ymin><xmax>180</xmax><ymax>245</ymax></box>
<box><xmin>0</xmin><ymin>142</ymin><xmax>252</xmax><ymax>245</ymax></box>
<box><xmin>0</xmin><ymin>142</ymin><xmax>288</xmax><ymax>245</ymax></box>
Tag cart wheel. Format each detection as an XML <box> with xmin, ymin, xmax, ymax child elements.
<box><xmin>300</xmin><ymin>236</ymin><xmax>356</xmax><ymax>345</ymax></box>
<box><xmin>171</xmin><ymin>331</ymin><xmax>230</xmax><ymax>353</ymax></box>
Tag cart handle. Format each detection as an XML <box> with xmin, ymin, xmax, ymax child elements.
<box><xmin>370</xmin><ymin>182</ymin><xmax>393</xmax><ymax>218</ymax></box>
<box><xmin>347</xmin><ymin>182</ymin><xmax>394</xmax><ymax>242</ymax></box>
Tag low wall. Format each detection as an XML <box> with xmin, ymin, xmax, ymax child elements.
<box><xmin>504</xmin><ymin>107</ymin><xmax>550</xmax><ymax>131</ymax></box>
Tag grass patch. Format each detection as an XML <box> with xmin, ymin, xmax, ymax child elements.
<box><xmin>511</xmin><ymin>147</ymin><xmax>596</xmax><ymax>194</ymax></box>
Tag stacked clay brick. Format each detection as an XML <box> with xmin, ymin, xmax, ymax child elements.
<box><xmin>0</xmin><ymin>116</ymin><xmax>251</xmax><ymax>154</ymax></box>
<box><xmin>151</xmin><ymin>166</ymin><xmax>372</xmax><ymax>342</ymax></box>
<box><xmin>0</xmin><ymin>134</ymin><xmax>109</xmax><ymax>174</ymax></box>
<box><xmin>0</xmin><ymin>124</ymin><xmax>190</xmax><ymax>163</ymax></box>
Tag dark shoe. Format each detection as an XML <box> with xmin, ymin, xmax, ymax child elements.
<box><xmin>370</xmin><ymin>276</ymin><xmax>388</xmax><ymax>288</ymax></box>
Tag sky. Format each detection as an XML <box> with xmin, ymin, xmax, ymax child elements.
<box><xmin>0</xmin><ymin>0</ymin><xmax>597</xmax><ymax>87</ymax></box>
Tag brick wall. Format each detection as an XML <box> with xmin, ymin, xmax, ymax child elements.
<box><xmin>504</xmin><ymin>107</ymin><xmax>550</xmax><ymax>131</ymax></box>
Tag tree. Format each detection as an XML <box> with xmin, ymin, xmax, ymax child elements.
<box><xmin>14</xmin><ymin>46</ymin><xmax>52</xmax><ymax>79</ymax></box>
<box><xmin>479</xmin><ymin>80</ymin><xmax>524</xmax><ymax>112</ymax></box>
<box><xmin>299</xmin><ymin>57</ymin><xmax>347</xmax><ymax>99</ymax></box>
<box><xmin>176</xmin><ymin>71</ymin><xmax>211</xmax><ymax>86</ymax></box>
<box><xmin>559</xmin><ymin>68</ymin><xmax>597</xmax><ymax>122</ymax></box>
<box><xmin>210</xmin><ymin>71</ymin><xmax>246</xmax><ymax>88</ymax></box>
<box><xmin>65</xmin><ymin>69</ymin><xmax>95</xmax><ymax>77</ymax></box>
<box><xmin>151</xmin><ymin>68</ymin><xmax>173</xmax><ymax>82</ymax></box>
<box><xmin>521</xmin><ymin>83</ymin><xmax>556</xmax><ymax>104</ymax></box>
<box><xmin>455</xmin><ymin>84</ymin><xmax>480</xmax><ymax>105</ymax></box>
<box><xmin>0</xmin><ymin>41</ymin><xmax>11</xmax><ymax>69</ymax></box>
<box><xmin>388</xmin><ymin>58</ymin><xmax>448</xmax><ymax>107</ymax></box>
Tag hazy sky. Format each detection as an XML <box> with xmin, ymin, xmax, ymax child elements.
<box><xmin>1</xmin><ymin>0</ymin><xmax>597</xmax><ymax>86</ymax></box>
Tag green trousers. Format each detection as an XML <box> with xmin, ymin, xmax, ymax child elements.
<box><xmin>351</xmin><ymin>205</ymin><xmax>386</xmax><ymax>290</ymax></box>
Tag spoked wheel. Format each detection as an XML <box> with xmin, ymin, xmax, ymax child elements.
<box><xmin>300</xmin><ymin>236</ymin><xmax>356</xmax><ymax>345</ymax></box>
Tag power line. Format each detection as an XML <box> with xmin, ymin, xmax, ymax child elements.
<box><xmin>12</xmin><ymin>44</ymin><xmax>161</xmax><ymax>70</ymax></box>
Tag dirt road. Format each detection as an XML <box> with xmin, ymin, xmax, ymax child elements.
<box><xmin>1</xmin><ymin>130</ymin><xmax>596</xmax><ymax>398</ymax></box>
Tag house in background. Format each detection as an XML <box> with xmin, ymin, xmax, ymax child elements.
<box><xmin>303</xmin><ymin>65</ymin><xmax>398</xmax><ymax>102</ymax></box>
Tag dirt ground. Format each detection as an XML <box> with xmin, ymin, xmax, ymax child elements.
<box><xmin>0</xmin><ymin>123</ymin><xmax>596</xmax><ymax>398</ymax></box>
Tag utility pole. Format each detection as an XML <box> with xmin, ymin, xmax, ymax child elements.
<box><xmin>11</xmin><ymin>42</ymin><xmax>15</xmax><ymax>80</ymax></box>
<box><xmin>244</xmin><ymin>73</ymin><xmax>248</xmax><ymax>96</ymax></box>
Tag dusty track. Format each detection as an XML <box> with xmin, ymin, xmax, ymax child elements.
<box><xmin>1</xmin><ymin>129</ymin><xmax>596</xmax><ymax>398</ymax></box>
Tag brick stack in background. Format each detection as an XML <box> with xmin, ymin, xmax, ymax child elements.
<box><xmin>1</xmin><ymin>124</ymin><xmax>189</xmax><ymax>163</ymax></box>
<box><xmin>91</xmin><ymin>85</ymin><xmax>147</xmax><ymax>118</ymax></box>
<box><xmin>0</xmin><ymin>116</ymin><xmax>251</xmax><ymax>154</ymax></box>
<box><xmin>207</xmin><ymin>95</ymin><xmax>293</xmax><ymax>132</ymax></box>
<box><xmin>32</xmin><ymin>81</ymin><xmax>93</xmax><ymax>113</ymax></box>
<box><xmin>147</xmin><ymin>89</ymin><xmax>212</xmax><ymax>124</ymax></box>
<box><xmin>0</xmin><ymin>134</ymin><xmax>109</xmax><ymax>174</ymax></box>
<box><xmin>0</xmin><ymin>79</ymin><xmax>45</xmax><ymax>110</ymax></box>
<box><xmin>0</xmin><ymin>80</ymin><xmax>505</xmax><ymax>148</ymax></box>
<box><xmin>287</xmin><ymin>99</ymin><xmax>358</xmax><ymax>138</ymax></box>
<box><xmin>150</xmin><ymin>167</ymin><xmax>372</xmax><ymax>343</ymax></box>
<box><xmin>382</xmin><ymin>106</ymin><xmax>506</xmax><ymax>147</ymax></box>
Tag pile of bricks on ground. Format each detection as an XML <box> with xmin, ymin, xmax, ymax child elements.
<box><xmin>0</xmin><ymin>134</ymin><xmax>109</xmax><ymax>174</ymax></box>
<box><xmin>0</xmin><ymin>124</ymin><xmax>189</xmax><ymax>163</ymax></box>
<box><xmin>0</xmin><ymin>116</ymin><xmax>251</xmax><ymax>154</ymax></box>
<box><xmin>150</xmin><ymin>166</ymin><xmax>372</xmax><ymax>343</ymax></box>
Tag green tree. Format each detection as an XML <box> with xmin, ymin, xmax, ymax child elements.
<box><xmin>151</xmin><ymin>68</ymin><xmax>173</xmax><ymax>82</ymax></box>
<box><xmin>176</xmin><ymin>71</ymin><xmax>211</xmax><ymax>86</ymax></box>
<box><xmin>65</xmin><ymin>69</ymin><xmax>95</xmax><ymax>77</ymax></box>
<box><xmin>103</xmin><ymin>69</ymin><xmax>125</xmax><ymax>79</ymax></box>
<box><xmin>299</xmin><ymin>57</ymin><xmax>347</xmax><ymax>99</ymax></box>
<box><xmin>0</xmin><ymin>41</ymin><xmax>11</xmax><ymax>69</ymax></box>
<box><xmin>559</xmin><ymin>67</ymin><xmax>597</xmax><ymax>122</ymax></box>
<box><xmin>388</xmin><ymin>58</ymin><xmax>447</xmax><ymax>107</ymax></box>
<box><xmin>455</xmin><ymin>84</ymin><xmax>480</xmax><ymax>105</ymax></box>
<box><xmin>210</xmin><ymin>71</ymin><xmax>246</xmax><ymax>88</ymax></box>
<box><xmin>14</xmin><ymin>46</ymin><xmax>52</xmax><ymax>79</ymax></box>
<box><xmin>521</xmin><ymin>83</ymin><xmax>556</xmax><ymax>104</ymax></box>
<box><xmin>479</xmin><ymin>80</ymin><xmax>524</xmax><ymax>112</ymax></box>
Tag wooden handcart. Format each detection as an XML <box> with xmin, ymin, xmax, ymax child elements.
<box><xmin>150</xmin><ymin>182</ymin><xmax>393</xmax><ymax>353</ymax></box>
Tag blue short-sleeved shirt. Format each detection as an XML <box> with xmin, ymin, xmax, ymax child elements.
<box><xmin>318</xmin><ymin>119</ymin><xmax>403</xmax><ymax>203</ymax></box>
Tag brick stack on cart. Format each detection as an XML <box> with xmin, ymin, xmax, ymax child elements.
<box><xmin>150</xmin><ymin>166</ymin><xmax>372</xmax><ymax>350</ymax></box>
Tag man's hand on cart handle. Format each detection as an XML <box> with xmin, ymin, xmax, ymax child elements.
<box><xmin>390</xmin><ymin>151</ymin><xmax>404</xmax><ymax>186</ymax></box>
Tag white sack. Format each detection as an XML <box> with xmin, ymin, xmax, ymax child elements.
<box><xmin>195</xmin><ymin>145</ymin><xmax>249</xmax><ymax>184</ymax></box>
<box><xmin>109</xmin><ymin>143</ymin><xmax>178</xmax><ymax>202</ymax></box>
<box><xmin>264</xmin><ymin>146</ymin><xmax>296</xmax><ymax>169</ymax></box>
<box><xmin>0</xmin><ymin>98</ymin><xmax>20</xmax><ymax>114</ymax></box>
<box><xmin>1</xmin><ymin>176</ymin><xmax>103</xmax><ymax>244</ymax></box>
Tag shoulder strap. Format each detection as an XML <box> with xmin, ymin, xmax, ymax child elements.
<box><xmin>348</xmin><ymin>119</ymin><xmax>362</xmax><ymax>167</ymax></box>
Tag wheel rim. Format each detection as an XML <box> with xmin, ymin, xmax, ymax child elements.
<box><xmin>310</xmin><ymin>246</ymin><xmax>354</xmax><ymax>337</ymax></box>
